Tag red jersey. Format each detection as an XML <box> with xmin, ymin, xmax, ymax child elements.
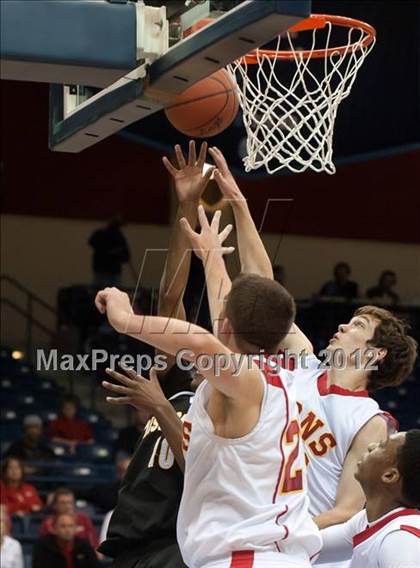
<box><xmin>48</xmin><ymin>418</ymin><xmax>93</xmax><ymax>442</ymax></box>
<box><xmin>0</xmin><ymin>480</ymin><xmax>43</xmax><ymax>514</ymax></box>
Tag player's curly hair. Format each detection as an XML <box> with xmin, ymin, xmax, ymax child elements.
<box><xmin>354</xmin><ymin>306</ymin><xmax>417</xmax><ymax>391</ymax></box>
<box><xmin>225</xmin><ymin>273</ymin><xmax>295</xmax><ymax>354</ymax></box>
<box><xmin>397</xmin><ymin>429</ymin><xmax>420</xmax><ymax>508</ymax></box>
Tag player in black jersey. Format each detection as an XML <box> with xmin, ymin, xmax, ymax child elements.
<box><xmin>98</xmin><ymin>141</ymin><xmax>214</xmax><ymax>568</ymax></box>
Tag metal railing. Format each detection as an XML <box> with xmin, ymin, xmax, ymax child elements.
<box><xmin>0</xmin><ymin>274</ymin><xmax>58</xmax><ymax>359</ymax></box>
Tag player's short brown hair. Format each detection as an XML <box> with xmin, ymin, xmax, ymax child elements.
<box><xmin>225</xmin><ymin>273</ymin><xmax>295</xmax><ymax>354</ymax></box>
<box><xmin>354</xmin><ymin>306</ymin><xmax>417</xmax><ymax>391</ymax></box>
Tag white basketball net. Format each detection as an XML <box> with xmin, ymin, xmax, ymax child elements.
<box><xmin>228</xmin><ymin>21</ymin><xmax>376</xmax><ymax>175</ymax></box>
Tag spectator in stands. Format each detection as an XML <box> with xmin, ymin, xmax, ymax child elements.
<box><xmin>114</xmin><ymin>407</ymin><xmax>150</xmax><ymax>459</ymax></box>
<box><xmin>273</xmin><ymin>264</ymin><xmax>286</xmax><ymax>287</ymax></box>
<box><xmin>0</xmin><ymin>506</ymin><xmax>24</xmax><ymax>568</ymax></box>
<box><xmin>48</xmin><ymin>395</ymin><xmax>94</xmax><ymax>454</ymax></box>
<box><xmin>367</xmin><ymin>270</ymin><xmax>400</xmax><ymax>305</ymax></box>
<box><xmin>319</xmin><ymin>261</ymin><xmax>359</xmax><ymax>300</ymax></box>
<box><xmin>33</xmin><ymin>513</ymin><xmax>99</xmax><ymax>568</ymax></box>
<box><xmin>86</xmin><ymin>456</ymin><xmax>130</xmax><ymax>513</ymax></box>
<box><xmin>88</xmin><ymin>216</ymin><xmax>130</xmax><ymax>287</ymax></box>
<box><xmin>40</xmin><ymin>488</ymin><xmax>98</xmax><ymax>549</ymax></box>
<box><xmin>0</xmin><ymin>457</ymin><xmax>43</xmax><ymax>516</ymax></box>
<box><xmin>5</xmin><ymin>415</ymin><xmax>55</xmax><ymax>474</ymax></box>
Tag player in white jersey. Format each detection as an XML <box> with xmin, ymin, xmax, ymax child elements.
<box><xmin>318</xmin><ymin>430</ymin><xmax>420</xmax><ymax>568</ymax></box>
<box><xmin>95</xmin><ymin>207</ymin><xmax>321</xmax><ymax>567</ymax></box>
<box><xmin>178</xmin><ymin>356</ymin><xmax>320</xmax><ymax>568</ymax></box>
<box><xmin>197</xmin><ymin>147</ymin><xmax>417</xmax><ymax>538</ymax></box>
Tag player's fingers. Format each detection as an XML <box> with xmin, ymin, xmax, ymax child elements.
<box><xmin>118</xmin><ymin>364</ymin><xmax>143</xmax><ymax>382</ymax></box>
<box><xmin>197</xmin><ymin>204</ymin><xmax>210</xmax><ymax>230</ymax></box>
<box><xmin>210</xmin><ymin>147</ymin><xmax>229</xmax><ymax>173</ymax></box>
<box><xmin>218</xmin><ymin>223</ymin><xmax>233</xmax><ymax>243</ymax></box>
<box><xmin>102</xmin><ymin>381</ymin><xmax>132</xmax><ymax>395</ymax></box>
<box><xmin>149</xmin><ymin>367</ymin><xmax>160</xmax><ymax>383</ymax></box>
<box><xmin>223</xmin><ymin>246</ymin><xmax>235</xmax><ymax>256</ymax></box>
<box><xmin>162</xmin><ymin>156</ymin><xmax>178</xmax><ymax>177</ymax></box>
<box><xmin>105</xmin><ymin>368</ymin><xmax>136</xmax><ymax>387</ymax></box>
<box><xmin>213</xmin><ymin>169</ymin><xmax>227</xmax><ymax>191</ymax></box>
<box><xmin>203</xmin><ymin>166</ymin><xmax>215</xmax><ymax>187</ymax></box>
<box><xmin>188</xmin><ymin>140</ymin><xmax>196</xmax><ymax>166</ymax></box>
<box><xmin>197</xmin><ymin>141</ymin><xmax>208</xmax><ymax>166</ymax></box>
<box><xmin>210</xmin><ymin>210</ymin><xmax>221</xmax><ymax>233</ymax></box>
<box><xmin>175</xmin><ymin>144</ymin><xmax>187</xmax><ymax>169</ymax></box>
<box><xmin>105</xmin><ymin>396</ymin><xmax>132</xmax><ymax>405</ymax></box>
<box><xmin>180</xmin><ymin>217</ymin><xmax>199</xmax><ymax>244</ymax></box>
<box><xmin>94</xmin><ymin>292</ymin><xmax>106</xmax><ymax>314</ymax></box>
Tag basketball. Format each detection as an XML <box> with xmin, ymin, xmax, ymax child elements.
<box><xmin>164</xmin><ymin>68</ymin><xmax>239</xmax><ymax>138</ymax></box>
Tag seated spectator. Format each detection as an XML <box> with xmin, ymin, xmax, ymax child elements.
<box><xmin>5</xmin><ymin>415</ymin><xmax>55</xmax><ymax>473</ymax></box>
<box><xmin>86</xmin><ymin>457</ymin><xmax>130</xmax><ymax>513</ymax></box>
<box><xmin>40</xmin><ymin>488</ymin><xmax>98</xmax><ymax>548</ymax></box>
<box><xmin>0</xmin><ymin>457</ymin><xmax>43</xmax><ymax>516</ymax></box>
<box><xmin>33</xmin><ymin>513</ymin><xmax>99</xmax><ymax>568</ymax></box>
<box><xmin>48</xmin><ymin>395</ymin><xmax>94</xmax><ymax>453</ymax></box>
<box><xmin>319</xmin><ymin>261</ymin><xmax>359</xmax><ymax>300</ymax></box>
<box><xmin>114</xmin><ymin>407</ymin><xmax>150</xmax><ymax>459</ymax></box>
<box><xmin>0</xmin><ymin>507</ymin><xmax>24</xmax><ymax>568</ymax></box>
<box><xmin>367</xmin><ymin>270</ymin><xmax>400</xmax><ymax>305</ymax></box>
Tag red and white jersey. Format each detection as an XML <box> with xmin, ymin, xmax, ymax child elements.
<box><xmin>288</xmin><ymin>354</ymin><xmax>397</xmax><ymax>518</ymax></box>
<box><xmin>351</xmin><ymin>507</ymin><xmax>420</xmax><ymax>568</ymax></box>
<box><xmin>177</xmin><ymin>361</ymin><xmax>321</xmax><ymax>568</ymax></box>
<box><xmin>320</xmin><ymin>507</ymin><xmax>420</xmax><ymax>568</ymax></box>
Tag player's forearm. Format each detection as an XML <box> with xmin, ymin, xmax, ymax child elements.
<box><xmin>154</xmin><ymin>399</ymin><xmax>186</xmax><ymax>472</ymax></box>
<box><xmin>202</xmin><ymin>251</ymin><xmax>232</xmax><ymax>334</ymax></box>
<box><xmin>231</xmin><ymin>198</ymin><xmax>273</xmax><ymax>278</ymax></box>
<box><xmin>107</xmin><ymin>308</ymin><xmax>210</xmax><ymax>358</ymax></box>
<box><xmin>158</xmin><ymin>201</ymin><xmax>199</xmax><ymax>320</ymax></box>
<box><xmin>314</xmin><ymin>506</ymin><xmax>359</xmax><ymax>529</ymax></box>
<box><xmin>317</xmin><ymin>524</ymin><xmax>353</xmax><ymax>563</ymax></box>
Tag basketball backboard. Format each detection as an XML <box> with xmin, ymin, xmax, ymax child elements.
<box><xmin>9</xmin><ymin>0</ymin><xmax>309</xmax><ymax>153</ymax></box>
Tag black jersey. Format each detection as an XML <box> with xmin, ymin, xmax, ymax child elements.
<box><xmin>99</xmin><ymin>374</ymin><xmax>193</xmax><ymax>559</ymax></box>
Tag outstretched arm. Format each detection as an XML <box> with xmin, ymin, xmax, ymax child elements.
<box><xmin>314</xmin><ymin>415</ymin><xmax>387</xmax><ymax>529</ymax></box>
<box><xmin>209</xmin><ymin>147</ymin><xmax>313</xmax><ymax>355</ymax></box>
<box><xmin>180</xmin><ymin>205</ymin><xmax>234</xmax><ymax>336</ymax></box>
<box><xmin>158</xmin><ymin>141</ymin><xmax>213</xmax><ymax>370</ymax></box>
<box><xmin>95</xmin><ymin>287</ymin><xmax>262</xmax><ymax>401</ymax></box>
<box><xmin>209</xmin><ymin>147</ymin><xmax>273</xmax><ymax>278</ymax></box>
<box><xmin>103</xmin><ymin>366</ymin><xmax>186</xmax><ymax>471</ymax></box>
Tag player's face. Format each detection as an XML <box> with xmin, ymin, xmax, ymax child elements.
<box><xmin>326</xmin><ymin>314</ymin><xmax>382</xmax><ymax>369</ymax></box>
<box><xmin>355</xmin><ymin>432</ymin><xmax>406</xmax><ymax>487</ymax></box>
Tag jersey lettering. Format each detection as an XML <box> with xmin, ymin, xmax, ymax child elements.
<box><xmin>280</xmin><ymin>419</ymin><xmax>303</xmax><ymax>494</ymax></box>
<box><xmin>182</xmin><ymin>420</ymin><xmax>192</xmax><ymax>452</ymax></box>
<box><xmin>298</xmin><ymin>405</ymin><xmax>337</xmax><ymax>458</ymax></box>
<box><xmin>308</xmin><ymin>432</ymin><xmax>337</xmax><ymax>456</ymax></box>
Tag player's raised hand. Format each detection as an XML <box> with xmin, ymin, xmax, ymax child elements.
<box><xmin>162</xmin><ymin>140</ymin><xmax>214</xmax><ymax>203</ymax></box>
<box><xmin>102</xmin><ymin>365</ymin><xmax>166</xmax><ymax>411</ymax></box>
<box><xmin>208</xmin><ymin>146</ymin><xmax>245</xmax><ymax>202</ymax></box>
<box><xmin>180</xmin><ymin>204</ymin><xmax>235</xmax><ymax>261</ymax></box>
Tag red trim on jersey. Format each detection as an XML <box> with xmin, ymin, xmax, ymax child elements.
<box><xmin>317</xmin><ymin>372</ymin><xmax>369</xmax><ymax>397</ymax></box>
<box><xmin>271</xmin><ymin>377</ymin><xmax>289</xmax><ymax>503</ymax></box>
<box><xmin>277</xmin><ymin>350</ymin><xmax>296</xmax><ymax>370</ymax></box>
<box><xmin>229</xmin><ymin>550</ymin><xmax>254</xmax><ymax>567</ymax></box>
<box><xmin>400</xmin><ymin>525</ymin><xmax>420</xmax><ymax>538</ymax></box>
<box><xmin>353</xmin><ymin>509</ymin><xmax>420</xmax><ymax>547</ymax></box>
<box><xmin>381</xmin><ymin>411</ymin><xmax>399</xmax><ymax>431</ymax></box>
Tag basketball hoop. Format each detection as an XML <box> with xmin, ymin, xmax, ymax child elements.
<box><xmin>227</xmin><ymin>14</ymin><xmax>376</xmax><ymax>175</ymax></box>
